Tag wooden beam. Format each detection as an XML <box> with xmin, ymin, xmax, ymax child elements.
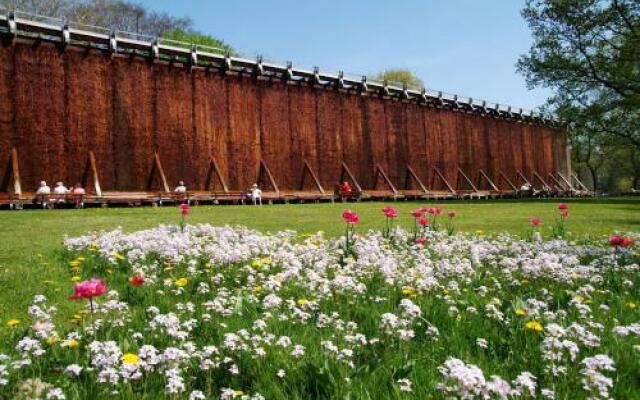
<box><xmin>204</xmin><ymin>157</ymin><xmax>229</xmax><ymax>192</ymax></box>
<box><xmin>300</xmin><ymin>159</ymin><xmax>325</xmax><ymax>194</ymax></box>
<box><xmin>456</xmin><ymin>167</ymin><xmax>479</xmax><ymax>192</ymax></box>
<box><xmin>259</xmin><ymin>159</ymin><xmax>280</xmax><ymax>194</ymax></box>
<box><xmin>339</xmin><ymin>161</ymin><xmax>363</xmax><ymax>193</ymax></box>
<box><xmin>556</xmin><ymin>172</ymin><xmax>575</xmax><ymax>190</ymax></box>
<box><xmin>405</xmin><ymin>164</ymin><xmax>428</xmax><ymax>193</ymax></box>
<box><xmin>532</xmin><ymin>171</ymin><xmax>549</xmax><ymax>189</ymax></box>
<box><xmin>146</xmin><ymin>152</ymin><xmax>170</xmax><ymax>193</ymax></box>
<box><xmin>477</xmin><ymin>169</ymin><xmax>499</xmax><ymax>192</ymax></box>
<box><xmin>572</xmin><ymin>172</ymin><xmax>590</xmax><ymax>192</ymax></box>
<box><xmin>81</xmin><ymin>151</ymin><xmax>103</xmax><ymax>196</ymax></box>
<box><xmin>547</xmin><ymin>173</ymin><xmax>566</xmax><ymax>190</ymax></box>
<box><xmin>373</xmin><ymin>163</ymin><xmax>398</xmax><ymax>195</ymax></box>
<box><xmin>516</xmin><ymin>170</ymin><xmax>532</xmax><ymax>186</ymax></box>
<box><xmin>498</xmin><ymin>170</ymin><xmax>518</xmax><ymax>191</ymax></box>
<box><xmin>11</xmin><ymin>148</ymin><xmax>21</xmax><ymax>196</ymax></box>
<box><xmin>431</xmin><ymin>165</ymin><xmax>456</xmax><ymax>194</ymax></box>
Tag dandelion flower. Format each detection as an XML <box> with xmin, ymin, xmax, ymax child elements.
<box><xmin>525</xmin><ymin>320</ymin><xmax>544</xmax><ymax>332</ymax></box>
<box><xmin>515</xmin><ymin>308</ymin><xmax>528</xmax><ymax>317</ymax></box>
<box><xmin>6</xmin><ymin>319</ymin><xmax>20</xmax><ymax>327</ymax></box>
<box><xmin>627</xmin><ymin>302</ymin><xmax>636</xmax><ymax>309</ymax></box>
<box><xmin>174</xmin><ymin>278</ymin><xmax>188</xmax><ymax>287</ymax></box>
<box><xmin>121</xmin><ymin>353</ymin><xmax>140</xmax><ymax>365</ymax></box>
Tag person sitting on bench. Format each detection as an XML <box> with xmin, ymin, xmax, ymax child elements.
<box><xmin>174</xmin><ymin>181</ymin><xmax>187</xmax><ymax>194</ymax></box>
<box><xmin>72</xmin><ymin>183</ymin><xmax>86</xmax><ymax>208</ymax></box>
<box><xmin>53</xmin><ymin>182</ymin><xmax>69</xmax><ymax>205</ymax></box>
<box><xmin>519</xmin><ymin>183</ymin><xmax>532</xmax><ymax>197</ymax></box>
<box><xmin>248</xmin><ymin>183</ymin><xmax>262</xmax><ymax>205</ymax></box>
<box><xmin>36</xmin><ymin>181</ymin><xmax>51</xmax><ymax>208</ymax></box>
<box><xmin>339</xmin><ymin>181</ymin><xmax>353</xmax><ymax>199</ymax></box>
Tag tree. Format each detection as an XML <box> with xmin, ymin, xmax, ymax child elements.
<box><xmin>372</xmin><ymin>69</ymin><xmax>424</xmax><ymax>90</ymax></box>
<box><xmin>518</xmin><ymin>0</ymin><xmax>640</xmax><ymax>191</ymax></box>
<box><xmin>162</xmin><ymin>28</ymin><xmax>236</xmax><ymax>56</ymax></box>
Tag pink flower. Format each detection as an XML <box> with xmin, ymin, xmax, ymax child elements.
<box><xmin>609</xmin><ymin>235</ymin><xmax>624</xmax><ymax>247</ymax></box>
<box><xmin>557</xmin><ymin>203</ymin><xmax>568</xmax><ymax>210</ymax></box>
<box><xmin>447</xmin><ymin>211</ymin><xmax>456</xmax><ymax>219</ymax></box>
<box><xmin>410</xmin><ymin>209</ymin><xmax>424</xmax><ymax>218</ymax></box>
<box><xmin>418</xmin><ymin>217</ymin><xmax>429</xmax><ymax>227</ymax></box>
<box><xmin>179</xmin><ymin>203</ymin><xmax>191</xmax><ymax>216</ymax></box>
<box><xmin>415</xmin><ymin>237</ymin><xmax>427</xmax><ymax>245</ymax></box>
<box><xmin>342</xmin><ymin>209</ymin><xmax>360</xmax><ymax>225</ymax></box>
<box><xmin>382</xmin><ymin>206</ymin><xmax>398</xmax><ymax>219</ymax></box>
<box><xmin>339</xmin><ymin>182</ymin><xmax>352</xmax><ymax>194</ymax></box>
<box><xmin>69</xmin><ymin>278</ymin><xmax>107</xmax><ymax>300</ymax></box>
<box><xmin>427</xmin><ymin>207</ymin><xmax>441</xmax><ymax>215</ymax></box>
<box><xmin>529</xmin><ymin>217</ymin><xmax>542</xmax><ymax>226</ymax></box>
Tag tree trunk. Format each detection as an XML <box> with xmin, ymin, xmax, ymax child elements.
<box><xmin>588</xmin><ymin>166</ymin><xmax>598</xmax><ymax>191</ymax></box>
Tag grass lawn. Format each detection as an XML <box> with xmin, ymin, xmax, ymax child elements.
<box><xmin>0</xmin><ymin>197</ymin><xmax>638</xmax><ymax>322</ymax></box>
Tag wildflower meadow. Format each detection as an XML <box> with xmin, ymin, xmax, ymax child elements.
<box><xmin>1</xmin><ymin>203</ymin><xmax>639</xmax><ymax>399</ymax></box>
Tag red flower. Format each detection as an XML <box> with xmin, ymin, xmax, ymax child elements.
<box><xmin>529</xmin><ymin>217</ymin><xmax>542</xmax><ymax>226</ymax></box>
<box><xmin>410</xmin><ymin>209</ymin><xmax>424</xmax><ymax>218</ymax></box>
<box><xmin>415</xmin><ymin>237</ymin><xmax>427</xmax><ymax>245</ymax></box>
<box><xmin>418</xmin><ymin>217</ymin><xmax>429</xmax><ymax>227</ymax></box>
<box><xmin>339</xmin><ymin>182</ymin><xmax>352</xmax><ymax>194</ymax></box>
<box><xmin>427</xmin><ymin>207</ymin><xmax>442</xmax><ymax>215</ymax></box>
<box><xmin>622</xmin><ymin>236</ymin><xmax>635</xmax><ymax>247</ymax></box>
<box><xmin>557</xmin><ymin>203</ymin><xmax>569</xmax><ymax>210</ymax></box>
<box><xmin>69</xmin><ymin>278</ymin><xmax>107</xmax><ymax>300</ymax></box>
<box><xmin>179</xmin><ymin>203</ymin><xmax>191</xmax><ymax>216</ymax></box>
<box><xmin>382</xmin><ymin>206</ymin><xmax>398</xmax><ymax>219</ymax></box>
<box><xmin>447</xmin><ymin>211</ymin><xmax>456</xmax><ymax>219</ymax></box>
<box><xmin>129</xmin><ymin>275</ymin><xmax>145</xmax><ymax>287</ymax></box>
<box><xmin>342</xmin><ymin>209</ymin><xmax>360</xmax><ymax>225</ymax></box>
<box><xmin>609</xmin><ymin>235</ymin><xmax>624</xmax><ymax>247</ymax></box>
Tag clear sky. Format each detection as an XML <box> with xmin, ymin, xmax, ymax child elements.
<box><xmin>138</xmin><ymin>0</ymin><xmax>550</xmax><ymax>111</ymax></box>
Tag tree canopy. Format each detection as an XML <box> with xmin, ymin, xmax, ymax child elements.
<box><xmin>518</xmin><ymin>0</ymin><xmax>640</xmax><ymax>191</ymax></box>
<box><xmin>372</xmin><ymin>69</ymin><xmax>424</xmax><ymax>90</ymax></box>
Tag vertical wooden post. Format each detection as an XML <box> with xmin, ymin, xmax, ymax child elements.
<box><xmin>11</xmin><ymin>148</ymin><xmax>21</xmax><ymax>196</ymax></box>
<box><xmin>88</xmin><ymin>151</ymin><xmax>102</xmax><ymax>196</ymax></box>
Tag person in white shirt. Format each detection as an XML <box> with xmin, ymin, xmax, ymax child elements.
<box><xmin>53</xmin><ymin>181</ymin><xmax>69</xmax><ymax>205</ymax></box>
<box><xmin>249</xmin><ymin>183</ymin><xmax>262</xmax><ymax>205</ymax></box>
<box><xmin>36</xmin><ymin>181</ymin><xmax>51</xmax><ymax>208</ymax></box>
<box><xmin>174</xmin><ymin>181</ymin><xmax>187</xmax><ymax>193</ymax></box>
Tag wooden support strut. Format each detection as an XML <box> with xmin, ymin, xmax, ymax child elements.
<box><xmin>571</xmin><ymin>172</ymin><xmax>590</xmax><ymax>192</ymax></box>
<box><xmin>404</xmin><ymin>164</ymin><xmax>429</xmax><ymax>194</ymax></box>
<box><xmin>516</xmin><ymin>170</ymin><xmax>532</xmax><ymax>186</ymax></box>
<box><xmin>547</xmin><ymin>173</ymin><xmax>566</xmax><ymax>190</ymax></box>
<box><xmin>431</xmin><ymin>165</ymin><xmax>456</xmax><ymax>194</ymax></box>
<box><xmin>477</xmin><ymin>169</ymin><xmax>499</xmax><ymax>192</ymax></box>
<box><xmin>339</xmin><ymin>161</ymin><xmax>363</xmax><ymax>193</ymax></box>
<box><xmin>146</xmin><ymin>152</ymin><xmax>170</xmax><ymax>193</ymax></box>
<box><xmin>498</xmin><ymin>170</ymin><xmax>518</xmax><ymax>191</ymax></box>
<box><xmin>532</xmin><ymin>171</ymin><xmax>549</xmax><ymax>189</ymax></box>
<box><xmin>258</xmin><ymin>159</ymin><xmax>280</xmax><ymax>195</ymax></box>
<box><xmin>81</xmin><ymin>150</ymin><xmax>102</xmax><ymax>196</ymax></box>
<box><xmin>300</xmin><ymin>159</ymin><xmax>325</xmax><ymax>194</ymax></box>
<box><xmin>373</xmin><ymin>163</ymin><xmax>398</xmax><ymax>195</ymax></box>
<box><xmin>556</xmin><ymin>172</ymin><xmax>575</xmax><ymax>190</ymax></box>
<box><xmin>456</xmin><ymin>167</ymin><xmax>479</xmax><ymax>192</ymax></box>
<box><xmin>204</xmin><ymin>156</ymin><xmax>229</xmax><ymax>192</ymax></box>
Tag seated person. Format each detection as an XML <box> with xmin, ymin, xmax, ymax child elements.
<box><xmin>72</xmin><ymin>183</ymin><xmax>86</xmax><ymax>208</ymax></box>
<box><xmin>174</xmin><ymin>181</ymin><xmax>187</xmax><ymax>194</ymax></box>
<box><xmin>339</xmin><ymin>181</ymin><xmax>353</xmax><ymax>197</ymax></box>
<box><xmin>248</xmin><ymin>183</ymin><xmax>262</xmax><ymax>205</ymax></box>
<box><xmin>36</xmin><ymin>181</ymin><xmax>51</xmax><ymax>208</ymax></box>
<box><xmin>519</xmin><ymin>183</ymin><xmax>532</xmax><ymax>196</ymax></box>
<box><xmin>53</xmin><ymin>181</ymin><xmax>69</xmax><ymax>204</ymax></box>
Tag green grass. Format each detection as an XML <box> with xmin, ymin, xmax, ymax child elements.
<box><xmin>0</xmin><ymin>198</ymin><xmax>638</xmax><ymax>322</ymax></box>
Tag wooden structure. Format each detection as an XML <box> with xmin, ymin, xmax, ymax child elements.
<box><xmin>0</xmin><ymin>10</ymin><xmax>572</xmax><ymax>207</ymax></box>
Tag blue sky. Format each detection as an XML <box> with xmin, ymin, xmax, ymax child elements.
<box><xmin>138</xmin><ymin>0</ymin><xmax>550</xmax><ymax>111</ymax></box>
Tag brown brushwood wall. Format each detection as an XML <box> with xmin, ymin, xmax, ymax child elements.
<box><xmin>0</xmin><ymin>42</ymin><xmax>568</xmax><ymax>193</ymax></box>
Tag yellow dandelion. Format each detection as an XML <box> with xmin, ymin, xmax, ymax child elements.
<box><xmin>251</xmin><ymin>259</ymin><xmax>261</xmax><ymax>268</ymax></box>
<box><xmin>46</xmin><ymin>336</ymin><xmax>59</xmax><ymax>346</ymax></box>
<box><xmin>260</xmin><ymin>257</ymin><xmax>272</xmax><ymax>265</ymax></box>
<box><xmin>401</xmin><ymin>288</ymin><xmax>416</xmax><ymax>296</ymax></box>
<box><xmin>627</xmin><ymin>302</ymin><xmax>637</xmax><ymax>309</ymax></box>
<box><xmin>525</xmin><ymin>320</ymin><xmax>544</xmax><ymax>332</ymax></box>
<box><xmin>174</xmin><ymin>278</ymin><xmax>188</xmax><ymax>287</ymax></box>
<box><xmin>6</xmin><ymin>319</ymin><xmax>20</xmax><ymax>327</ymax></box>
<box><xmin>252</xmin><ymin>285</ymin><xmax>262</xmax><ymax>293</ymax></box>
<box><xmin>69</xmin><ymin>260</ymin><xmax>81</xmax><ymax>268</ymax></box>
<box><xmin>114</xmin><ymin>253</ymin><xmax>125</xmax><ymax>261</ymax></box>
<box><xmin>296</xmin><ymin>298</ymin><xmax>310</xmax><ymax>307</ymax></box>
<box><xmin>71</xmin><ymin>276</ymin><xmax>81</xmax><ymax>282</ymax></box>
<box><xmin>121</xmin><ymin>353</ymin><xmax>140</xmax><ymax>365</ymax></box>
<box><xmin>515</xmin><ymin>308</ymin><xmax>528</xmax><ymax>317</ymax></box>
<box><xmin>63</xmin><ymin>339</ymin><xmax>79</xmax><ymax>349</ymax></box>
<box><xmin>233</xmin><ymin>390</ymin><xmax>244</xmax><ymax>398</ymax></box>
